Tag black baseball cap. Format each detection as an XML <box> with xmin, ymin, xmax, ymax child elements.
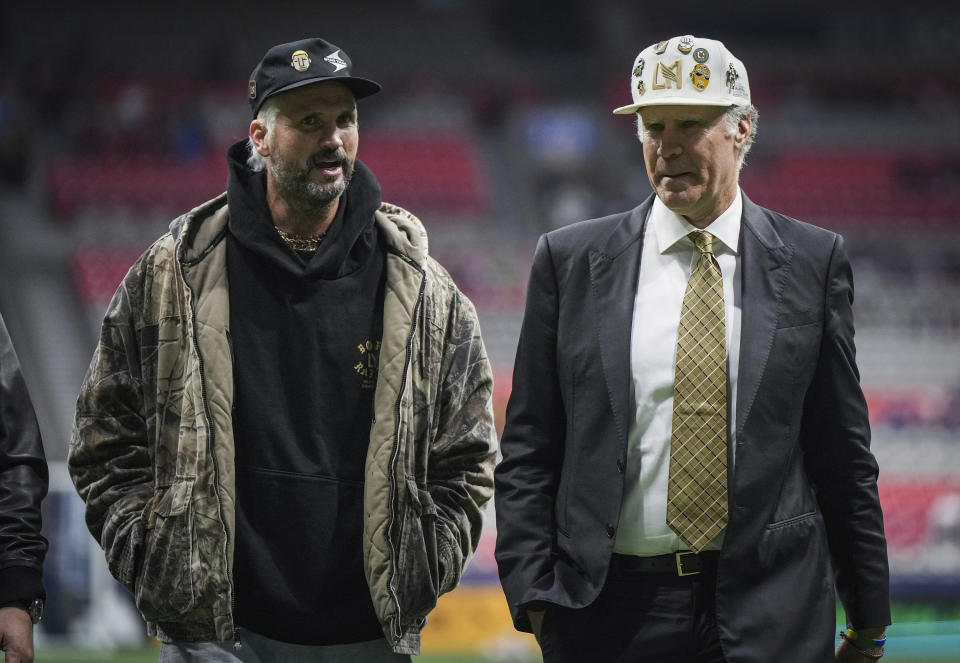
<box><xmin>248</xmin><ymin>37</ymin><xmax>382</xmax><ymax>117</ymax></box>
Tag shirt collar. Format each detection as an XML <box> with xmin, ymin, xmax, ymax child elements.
<box><xmin>651</xmin><ymin>188</ymin><xmax>742</xmax><ymax>255</ymax></box>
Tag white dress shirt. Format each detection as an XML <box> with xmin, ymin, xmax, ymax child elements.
<box><xmin>613</xmin><ymin>190</ymin><xmax>743</xmax><ymax>555</ymax></box>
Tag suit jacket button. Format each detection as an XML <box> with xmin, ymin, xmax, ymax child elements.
<box><xmin>606</xmin><ymin>524</ymin><xmax>616</xmax><ymax>538</ymax></box>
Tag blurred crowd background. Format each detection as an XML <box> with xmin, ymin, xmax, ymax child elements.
<box><xmin>1</xmin><ymin>0</ymin><xmax>958</xmax><ymax>659</ymax></box>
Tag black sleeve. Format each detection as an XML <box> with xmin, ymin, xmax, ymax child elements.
<box><xmin>494</xmin><ymin>234</ymin><xmax>566</xmax><ymax>632</ymax></box>
<box><xmin>0</xmin><ymin>311</ymin><xmax>48</xmax><ymax>605</ymax></box>
<box><xmin>800</xmin><ymin>235</ymin><xmax>890</xmax><ymax>629</ymax></box>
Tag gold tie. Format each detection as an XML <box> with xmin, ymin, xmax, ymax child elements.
<box><xmin>667</xmin><ymin>230</ymin><xmax>728</xmax><ymax>553</ymax></box>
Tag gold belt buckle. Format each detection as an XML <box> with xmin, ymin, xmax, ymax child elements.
<box><xmin>675</xmin><ymin>551</ymin><xmax>701</xmax><ymax>576</ymax></box>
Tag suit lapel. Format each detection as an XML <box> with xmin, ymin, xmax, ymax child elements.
<box><xmin>736</xmin><ymin>195</ymin><xmax>794</xmax><ymax>436</ymax></box>
<box><xmin>588</xmin><ymin>202</ymin><xmax>650</xmax><ymax>447</ymax></box>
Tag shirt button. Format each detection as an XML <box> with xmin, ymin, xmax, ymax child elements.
<box><xmin>606</xmin><ymin>524</ymin><xmax>616</xmax><ymax>538</ymax></box>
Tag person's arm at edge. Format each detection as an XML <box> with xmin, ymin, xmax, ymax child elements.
<box><xmin>0</xmin><ymin>312</ymin><xmax>48</xmax><ymax>663</ymax></box>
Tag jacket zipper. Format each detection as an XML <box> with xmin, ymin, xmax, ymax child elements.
<box><xmin>225</xmin><ymin>330</ymin><xmax>241</xmax><ymax>650</ymax></box>
<box><xmin>183</xmin><ymin>261</ymin><xmax>238</xmax><ymax>648</ymax></box>
<box><xmin>385</xmin><ymin>253</ymin><xmax>426</xmax><ymax>643</ymax></box>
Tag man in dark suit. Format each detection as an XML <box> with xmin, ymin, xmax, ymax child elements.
<box><xmin>495</xmin><ymin>35</ymin><xmax>891</xmax><ymax>662</ymax></box>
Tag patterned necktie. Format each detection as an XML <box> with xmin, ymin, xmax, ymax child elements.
<box><xmin>667</xmin><ymin>230</ymin><xmax>728</xmax><ymax>553</ymax></box>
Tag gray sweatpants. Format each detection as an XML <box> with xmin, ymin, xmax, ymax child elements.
<box><xmin>158</xmin><ymin>627</ymin><xmax>412</xmax><ymax>663</ymax></box>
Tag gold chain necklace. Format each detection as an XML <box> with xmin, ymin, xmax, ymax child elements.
<box><xmin>275</xmin><ymin>226</ymin><xmax>328</xmax><ymax>252</ymax></box>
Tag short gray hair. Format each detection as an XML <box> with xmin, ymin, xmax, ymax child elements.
<box><xmin>724</xmin><ymin>104</ymin><xmax>758</xmax><ymax>171</ymax></box>
<box><xmin>246</xmin><ymin>98</ymin><xmax>281</xmax><ymax>172</ymax></box>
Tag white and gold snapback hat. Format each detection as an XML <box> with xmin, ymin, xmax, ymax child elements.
<box><xmin>613</xmin><ymin>35</ymin><xmax>750</xmax><ymax>113</ymax></box>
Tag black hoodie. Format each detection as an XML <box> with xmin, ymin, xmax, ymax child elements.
<box><xmin>225</xmin><ymin>140</ymin><xmax>386</xmax><ymax>644</ymax></box>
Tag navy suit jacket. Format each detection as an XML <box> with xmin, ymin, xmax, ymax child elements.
<box><xmin>494</xmin><ymin>193</ymin><xmax>890</xmax><ymax>663</ymax></box>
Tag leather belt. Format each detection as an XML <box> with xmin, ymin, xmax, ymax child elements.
<box><xmin>612</xmin><ymin>551</ymin><xmax>718</xmax><ymax>576</ymax></box>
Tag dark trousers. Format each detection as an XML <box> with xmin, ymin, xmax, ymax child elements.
<box><xmin>537</xmin><ymin>553</ymin><xmax>726</xmax><ymax>663</ymax></box>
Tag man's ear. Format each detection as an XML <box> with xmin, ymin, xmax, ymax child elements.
<box><xmin>250</xmin><ymin>120</ymin><xmax>270</xmax><ymax>157</ymax></box>
<box><xmin>733</xmin><ymin>115</ymin><xmax>751</xmax><ymax>149</ymax></box>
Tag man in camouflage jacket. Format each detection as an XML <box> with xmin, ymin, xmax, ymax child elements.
<box><xmin>68</xmin><ymin>38</ymin><xmax>496</xmax><ymax>659</ymax></box>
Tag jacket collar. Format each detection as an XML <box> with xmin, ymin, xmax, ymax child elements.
<box><xmin>170</xmin><ymin>194</ymin><xmax>230</xmax><ymax>266</ymax></box>
<box><xmin>587</xmin><ymin>198</ymin><xmax>652</xmax><ymax>449</ymax></box>
<box><xmin>587</xmin><ymin>191</ymin><xmax>796</xmax><ymax>448</ymax></box>
<box><xmin>740</xmin><ymin>193</ymin><xmax>788</xmax><ymax>255</ymax></box>
<box><xmin>735</xmin><ymin>192</ymin><xmax>794</xmax><ymax>435</ymax></box>
<box><xmin>171</xmin><ymin>194</ymin><xmax>431</xmax><ymax>268</ymax></box>
<box><xmin>593</xmin><ymin>197</ymin><xmax>651</xmax><ymax>260</ymax></box>
<box><xmin>652</xmin><ymin>189</ymin><xmax>742</xmax><ymax>255</ymax></box>
<box><xmin>375</xmin><ymin>203</ymin><xmax>429</xmax><ymax>264</ymax></box>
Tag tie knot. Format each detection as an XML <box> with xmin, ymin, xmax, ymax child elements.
<box><xmin>690</xmin><ymin>231</ymin><xmax>714</xmax><ymax>255</ymax></box>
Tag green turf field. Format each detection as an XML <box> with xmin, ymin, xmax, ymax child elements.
<box><xmin>28</xmin><ymin>620</ymin><xmax>960</xmax><ymax>663</ymax></box>
<box><xmin>24</xmin><ymin>649</ymin><xmax>958</xmax><ymax>663</ymax></box>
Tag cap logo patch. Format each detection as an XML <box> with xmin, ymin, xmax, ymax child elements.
<box><xmin>291</xmin><ymin>50</ymin><xmax>312</xmax><ymax>72</ymax></box>
<box><xmin>633</xmin><ymin>58</ymin><xmax>645</xmax><ymax>78</ymax></box>
<box><xmin>725</xmin><ymin>63</ymin><xmax>748</xmax><ymax>98</ymax></box>
<box><xmin>690</xmin><ymin>63</ymin><xmax>711</xmax><ymax>90</ymax></box>
<box><xmin>653</xmin><ymin>60</ymin><xmax>682</xmax><ymax>90</ymax></box>
<box><xmin>725</xmin><ymin>64</ymin><xmax>739</xmax><ymax>90</ymax></box>
<box><xmin>248</xmin><ymin>81</ymin><xmax>257</xmax><ymax>99</ymax></box>
<box><xmin>323</xmin><ymin>49</ymin><xmax>348</xmax><ymax>72</ymax></box>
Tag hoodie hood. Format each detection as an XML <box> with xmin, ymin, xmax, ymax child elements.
<box><xmin>224</xmin><ymin>138</ymin><xmax>383</xmax><ymax>280</ymax></box>
<box><xmin>374</xmin><ymin>202</ymin><xmax>428</xmax><ymax>264</ymax></box>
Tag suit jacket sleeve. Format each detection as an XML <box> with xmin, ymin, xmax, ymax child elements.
<box><xmin>495</xmin><ymin>234</ymin><xmax>565</xmax><ymax>631</ymax></box>
<box><xmin>0</xmin><ymin>312</ymin><xmax>48</xmax><ymax>605</ymax></box>
<box><xmin>800</xmin><ymin>234</ymin><xmax>891</xmax><ymax>629</ymax></box>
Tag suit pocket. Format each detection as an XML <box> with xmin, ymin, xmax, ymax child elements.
<box><xmin>776</xmin><ymin>311</ymin><xmax>819</xmax><ymax>329</ymax></box>
<box><xmin>755</xmin><ymin>509</ymin><xmax>833</xmax><ymax>610</ymax></box>
<box><xmin>757</xmin><ymin>509</ymin><xmax>828</xmax><ymax>568</ymax></box>
<box><xmin>765</xmin><ymin>510</ymin><xmax>817</xmax><ymax>530</ymax></box>
<box><xmin>136</xmin><ymin>477</ymin><xmax>196</xmax><ymax>622</ymax></box>
<box><xmin>770</xmin><ymin>322</ymin><xmax>822</xmax><ymax>386</ymax></box>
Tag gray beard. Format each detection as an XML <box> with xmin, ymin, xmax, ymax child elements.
<box><xmin>270</xmin><ymin>157</ymin><xmax>354</xmax><ymax>218</ymax></box>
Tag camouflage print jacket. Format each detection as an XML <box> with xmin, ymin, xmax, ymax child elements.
<box><xmin>68</xmin><ymin>194</ymin><xmax>497</xmax><ymax>655</ymax></box>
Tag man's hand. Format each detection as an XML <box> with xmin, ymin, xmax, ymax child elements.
<box><xmin>0</xmin><ymin>606</ymin><xmax>35</xmax><ymax>663</ymax></box>
<box><xmin>835</xmin><ymin>640</ymin><xmax>874</xmax><ymax>662</ymax></box>
<box><xmin>835</xmin><ymin>626</ymin><xmax>886</xmax><ymax>662</ymax></box>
